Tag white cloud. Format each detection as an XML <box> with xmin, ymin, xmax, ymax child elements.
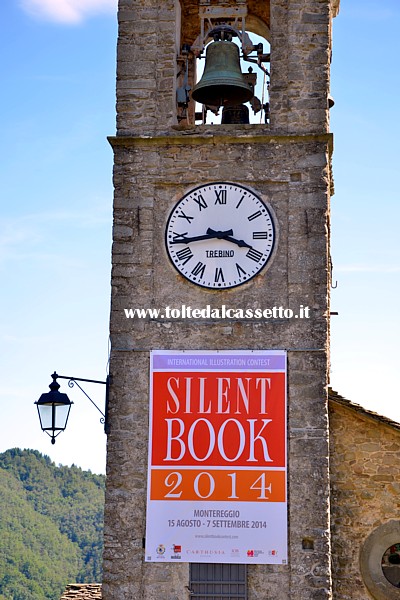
<box><xmin>20</xmin><ymin>0</ymin><xmax>117</xmax><ymax>24</ymax></box>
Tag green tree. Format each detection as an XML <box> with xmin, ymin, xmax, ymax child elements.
<box><xmin>0</xmin><ymin>449</ymin><xmax>105</xmax><ymax>599</ymax></box>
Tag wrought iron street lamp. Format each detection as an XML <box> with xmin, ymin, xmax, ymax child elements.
<box><xmin>35</xmin><ymin>371</ymin><xmax>110</xmax><ymax>444</ymax></box>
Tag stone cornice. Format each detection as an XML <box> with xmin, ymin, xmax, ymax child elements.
<box><xmin>331</xmin><ymin>0</ymin><xmax>340</xmax><ymax>18</ymax></box>
<box><xmin>108</xmin><ymin>128</ymin><xmax>334</xmax><ymax>154</ymax></box>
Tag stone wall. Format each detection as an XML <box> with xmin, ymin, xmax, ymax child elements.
<box><xmin>269</xmin><ymin>0</ymin><xmax>333</xmax><ymax>134</ymax></box>
<box><xmin>104</xmin><ymin>0</ymin><xmax>336</xmax><ymax>598</ymax></box>
<box><xmin>116</xmin><ymin>0</ymin><xmax>180</xmax><ymax>133</ymax></box>
<box><xmin>329</xmin><ymin>395</ymin><xmax>400</xmax><ymax>599</ymax></box>
<box><xmin>103</xmin><ymin>127</ymin><xmax>333</xmax><ymax>599</ymax></box>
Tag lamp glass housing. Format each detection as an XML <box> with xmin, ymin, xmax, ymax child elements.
<box><xmin>35</xmin><ymin>379</ymin><xmax>72</xmax><ymax>443</ymax></box>
<box><xmin>37</xmin><ymin>401</ymin><xmax>71</xmax><ymax>432</ymax></box>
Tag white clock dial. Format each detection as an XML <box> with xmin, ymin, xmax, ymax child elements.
<box><xmin>165</xmin><ymin>182</ymin><xmax>276</xmax><ymax>289</ymax></box>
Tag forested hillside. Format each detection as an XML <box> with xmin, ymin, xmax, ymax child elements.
<box><xmin>0</xmin><ymin>449</ymin><xmax>105</xmax><ymax>600</ymax></box>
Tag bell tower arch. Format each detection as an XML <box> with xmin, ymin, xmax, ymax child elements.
<box><xmin>104</xmin><ymin>0</ymin><xmax>340</xmax><ymax>598</ymax></box>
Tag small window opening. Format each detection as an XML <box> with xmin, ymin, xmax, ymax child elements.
<box><xmin>189</xmin><ymin>563</ymin><xmax>247</xmax><ymax>600</ymax></box>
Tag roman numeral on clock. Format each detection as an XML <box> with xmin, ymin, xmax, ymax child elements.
<box><xmin>235</xmin><ymin>195</ymin><xmax>245</xmax><ymax>209</ymax></box>
<box><xmin>214</xmin><ymin>189</ymin><xmax>227</xmax><ymax>204</ymax></box>
<box><xmin>246</xmin><ymin>248</ymin><xmax>263</xmax><ymax>262</ymax></box>
<box><xmin>176</xmin><ymin>247</ymin><xmax>193</xmax><ymax>265</ymax></box>
<box><xmin>248</xmin><ymin>210</ymin><xmax>262</xmax><ymax>221</ymax></box>
<box><xmin>253</xmin><ymin>231</ymin><xmax>268</xmax><ymax>239</ymax></box>
<box><xmin>214</xmin><ymin>268</ymin><xmax>225</xmax><ymax>283</ymax></box>
<box><xmin>191</xmin><ymin>262</ymin><xmax>206</xmax><ymax>278</ymax></box>
<box><xmin>172</xmin><ymin>231</ymin><xmax>187</xmax><ymax>242</ymax></box>
<box><xmin>177</xmin><ymin>210</ymin><xmax>194</xmax><ymax>223</ymax></box>
<box><xmin>193</xmin><ymin>194</ymin><xmax>208</xmax><ymax>210</ymax></box>
<box><xmin>236</xmin><ymin>263</ymin><xmax>247</xmax><ymax>277</ymax></box>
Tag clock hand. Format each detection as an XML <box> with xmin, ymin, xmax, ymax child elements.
<box><xmin>224</xmin><ymin>235</ymin><xmax>253</xmax><ymax>249</ymax></box>
<box><xmin>207</xmin><ymin>228</ymin><xmax>253</xmax><ymax>249</ymax></box>
<box><xmin>206</xmin><ymin>228</ymin><xmax>233</xmax><ymax>239</ymax></box>
<box><xmin>171</xmin><ymin>229</ymin><xmax>233</xmax><ymax>244</ymax></box>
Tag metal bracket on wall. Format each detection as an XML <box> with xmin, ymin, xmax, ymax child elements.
<box><xmin>192</xmin><ymin>3</ymin><xmax>253</xmax><ymax>57</ymax></box>
<box><xmin>56</xmin><ymin>373</ymin><xmax>111</xmax><ymax>434</ymax></box>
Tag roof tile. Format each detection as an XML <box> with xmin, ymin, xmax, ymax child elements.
<box><xmin>60</xmin><ymin>584</ymin><xmax>102</xmax><ymax>600</ymax></box>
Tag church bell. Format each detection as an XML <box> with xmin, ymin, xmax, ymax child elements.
<box><xmin>191</xmin><ymin>40</ymin><xmax>254</xmax><ymax>107</ymax></box>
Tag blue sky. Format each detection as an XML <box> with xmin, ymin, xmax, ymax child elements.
<box><xmin>0</xmin><ymin>0</ymin><xmax>399</xmax><ymax>474</ymax></box>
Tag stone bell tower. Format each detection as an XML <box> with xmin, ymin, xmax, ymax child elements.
<box><xmin>104</xmin><ymin>0</ymin><xmax>340</xmax><ymax>599</ymax></box>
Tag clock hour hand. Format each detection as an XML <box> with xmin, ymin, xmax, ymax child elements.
<box><xmin>171</xmin><ymin>229</ymin><xmax>233</xmax><ymax>244</ymax></box>
<box><xmin>206</xmin><ymin>228</ymin><xmax>253</xmax><ymax>249</ymax></box>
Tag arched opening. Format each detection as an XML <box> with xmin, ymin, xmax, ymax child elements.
<box><xmin>193</xmin><ymin>31</ymin><xmax>270</xmax><ymax>125</ymax></box>
<box><xmin>176</xmin><ymin>2</ymin><xmax>271</xmax><ymax>126</ymax></box>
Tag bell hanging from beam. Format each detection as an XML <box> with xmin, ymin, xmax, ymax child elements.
<box><xmin>192</xmin><ymin>40</ymin><xmax>254</xmax><ymax>107</ymax></box>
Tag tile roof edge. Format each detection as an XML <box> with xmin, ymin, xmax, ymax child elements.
<box><xmin>328</xmin><ymin>388</ymin><xmax>400</xmax><ymax>432</ymax></box>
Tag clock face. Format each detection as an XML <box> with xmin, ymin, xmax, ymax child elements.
<box><xmin>165</xmin><ymin>182</ymin><xmax>275</xmax><ymax>289</ymax></box>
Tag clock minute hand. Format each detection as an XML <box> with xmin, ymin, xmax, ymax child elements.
<box><xmin>224</xmin><ymin>235</ymin><xmax>253</xmax><ymax>249</ymax></box>
<box><xmin>207</xmin><ymin>228</ymin><xmax>253</xmax><ymax>249</ymax></box>
<box><xmin>171</xmin><ymin>229</ymin><xmax>233</xmax><ymax>244</ymax></box>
